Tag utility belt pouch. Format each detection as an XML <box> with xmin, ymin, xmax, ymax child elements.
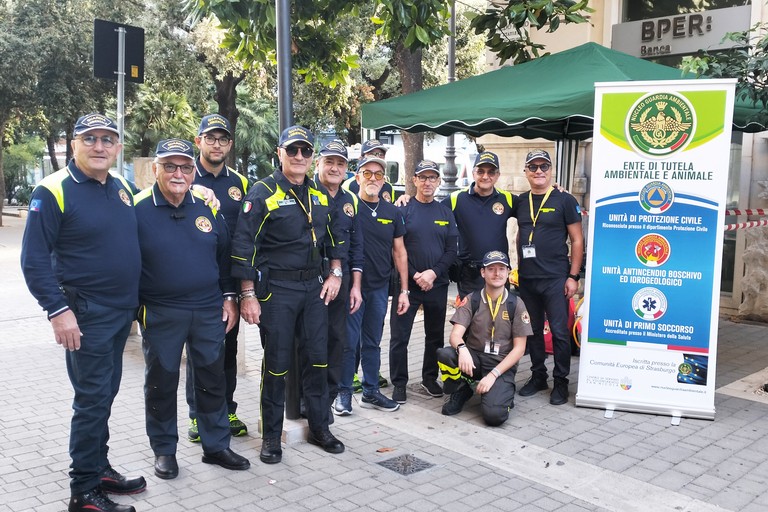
<box><xmin>448</xmin><ymin>261</ymin><xmax>462</xmax><ymax>283</ymax></box>
<box><xmin>255</xmin><ymin>268</ymin><xmax>270</xmax><ymax>299</ymax></box>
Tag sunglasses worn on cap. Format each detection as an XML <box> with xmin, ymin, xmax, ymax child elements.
<box><xmin>78</xmin><ymin>135</ymin><xmax>117</xmax><ymax>148</ymax></box>
<box><xmin>285</xmin><ymin>146</ymin><xmax>313</xmax><ymax>158</ymax></box>
<box><xmin>361</xmin><ymin>169</ymin><xmax>385</xmax><ymax>180</ymax></box>
<box><xmin>527</xmin><ymin>163</ymin><xmax>551</xmax><ymax>172</ymax></box>
<box><xmin>203</xmin><ymin>134</ymin><xmax>231</xmax><ymax>146</ymax></box>
<box><xmin>161</xmin><ymin>163</ymin><xmax>195</xmax><ymax>174</ymax></box>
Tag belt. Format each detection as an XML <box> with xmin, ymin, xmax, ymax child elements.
<box><xmin>270</xmin><ymin>268</ymin><xmax>322</xmax><ymax>281</ymax></box>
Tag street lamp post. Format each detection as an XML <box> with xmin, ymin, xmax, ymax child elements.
<box><xmin>441</xmin><ymin>0</ymin><xmax>459</xmax><ymax>197</ymax></box>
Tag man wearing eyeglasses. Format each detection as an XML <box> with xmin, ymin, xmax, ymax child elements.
<box><xmin>21</xmin><ymin>113</ymin><xmax>145</xmax><ymax>512</ymax></box>
<box><xmin>134</xmin><ymin>138</ymin><xmax>249</xmax><ymax>480</ymax></box>
<box><xmin>388</xmin><ymin>160</ymin><xmax>457</xmax><ymax>404</ymax></box>
<box><xmin>515</xmin><ymin>149</ymin><xmax>583</xmax><ymax>406</ymax></box>
<box><xmin>232</xmin><ymin>126</ymin><xmax>346</xmax><ymax>464</ymax></box>
<box><xmin>185</xmin><ymin>114</ymin><xmax>250</xmax><ymax>444</ymax></box>
<box><xmin>446</xmin><ymin>151</ymin><xmax>516</xmax><ymax>298</ymax></box>
<box><xmin>337</xmin><ymin>156</ymin><xmax>409</xmax><ymax>414</ymax></box>
<box><xmin>343</xmin><ymin>139</ymin><xmax>396</xmax><ymax>203</ymax></box>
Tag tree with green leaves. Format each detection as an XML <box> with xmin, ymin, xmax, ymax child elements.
<box><xmin>467</xmin><ymin>0</ymin><xmax>593</xmax><ymax>64</ymax></box>
<box><xmin>232</xmin><ymin>89</ymin><xmax>279</xmax><ymax>180</ymax></box>
<box><xmin>4</xmin><ymin>135</ymin><xmax>45</xmax><ymax>205</ymax></box>
<box><xmin>0</xmin><ymin>2</ymin><xmax>40</xmax><ymax>224</ymax></box>
<box><xmin>684</xmin><ymin>21</ymin><xmax>768</xmax><ymax>127</ymax></box>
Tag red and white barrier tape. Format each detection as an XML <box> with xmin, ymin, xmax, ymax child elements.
<box><xmin>725</xmin><ymin>208</ymin><xmax>768</xmax><ymax>217</ymax></box>
<box><xmin>724</xmin><ymin>219</ymin><xmax>768</xmax><ymax>231</ymax></box>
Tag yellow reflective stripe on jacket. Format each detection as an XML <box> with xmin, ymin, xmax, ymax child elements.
<box><xmin>37</xmin><ymin>171</ymin><xmax>69</xmax><ymax>213</ymax></box>
<box><xmin>438</xmin><ymin>361</ymin><xmax>462</xmax><ymax>381</ymax></box>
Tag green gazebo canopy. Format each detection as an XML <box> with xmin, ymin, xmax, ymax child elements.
<box><xmin>362</xmin><ymin>42</ymin><xmax>766</xmax><ymax>140</ymax></box>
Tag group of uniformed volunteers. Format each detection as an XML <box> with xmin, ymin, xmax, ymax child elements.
<box><xmin>20</xmin><ymin>111</ymin><xmax>583</xmax><ymax>512</ymax></box>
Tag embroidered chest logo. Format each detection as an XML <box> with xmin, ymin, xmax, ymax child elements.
<box><xmin>492</xmin><ymin>202</ymin><xmax>504</xmax><ymax>215</ymax></box>
<box><xmin>228</xmin><ymin>187</ymin><xmax>242</xmax><ymax>201</ymax></box>
<box><xmin>196</xmin><ymin>216</ymin><xmax>213</xmax><ymax>233</ymax></box>
<box><xmin>118</xmin><ymin>189</ymin><xmax>132</xmax><ymax>206</ymax></box>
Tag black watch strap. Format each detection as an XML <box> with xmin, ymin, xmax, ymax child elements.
<box><xmin>568</xmin><ymin>273</ymin><xmax>580</xmax><ymax>282</ymax></box>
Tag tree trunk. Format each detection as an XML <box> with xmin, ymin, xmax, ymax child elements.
<box><xmin>213</xmin><ymin>71</ymin><xmax>246</xmax><ymax>169</ymax></box>
<box><xmin>394</xmin><ymin>43</ymin><xmax>424</xmax><ymax>197</ymax></box>
<box><xmin>0</xmin><ymin>118</ymin><xmax>6</xmax><ymax>226</ymax></box>
<box><xmin>46</xmin><ymin>134</ymin><xmax>60</xmax><ymax>173</ymax></box>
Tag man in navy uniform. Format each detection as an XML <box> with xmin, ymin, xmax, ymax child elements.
<box><xmin>445</xmin><ymin>151</ymin><xmax>516</xmax><ymax>298</ymax></box>
<box><xmin>388</xmin><ymin>160</ymin><xmax>457</xmax><ymax>403</ymax></box>
<box><xmin>135</xmin><ymin>139</ymin><xmax>249</xmax><ymax>479</ymax></box>
<box><xmin>21</xmin><ymin>113</ymin><xmax>145</xmax><ymax>512</ymax></box>
<box><xmin>232</xmin><ymin>126</ymin><xmax>346</xmax><ymax>464</ymax></box>
<box><xmin>186</xmin><ymin>114</ymin><xmax>250</xmax><ymax>442</ymax></box>
<box><xmin>515</xmin><ymin>150</ymin><xmax>583</xmax><ymax>406</ymax></box>
<box><xmin>312</xmin><ymin>141</ymin><xmax>364</xmax><ymax>420</ymax></box>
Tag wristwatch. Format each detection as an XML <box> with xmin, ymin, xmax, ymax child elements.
<box><xmin>568</xmin><ymin>273</ymin><xmax>581</xmax><ymax>282</ymax></box>
<box><xmin>330</xmin><ymin>267</ymin><xmax>343</xmax><ymax>278</ymax></box>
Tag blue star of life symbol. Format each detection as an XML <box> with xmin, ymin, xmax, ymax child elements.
<box><xmin>642</xmin><ymin>297</ymin><xmax>657</xmax><ymax>312</ymax></box>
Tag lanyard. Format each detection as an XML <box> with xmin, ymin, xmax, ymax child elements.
<box><xmin>486</xmin><ymin>291</ymin><xmax>504</xmax><ymax>351</ymax></box>
<box><xmin>527</xmin><ymin>187</ymin><xmax>553</xmax><ymax>245</ymax></box>
<box><xmin>289</xmin><ymin>187</ymin><xmax>317</xmax><ymax>247</ymax></box>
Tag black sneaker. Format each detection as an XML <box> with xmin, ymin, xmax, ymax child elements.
<box><xmin>392</xmin><ymin>386</ymin><xmax>407</xmax><ymax>404</ymax></box>
<box><xmin>187</xmin><ymin>418</ymin><xmax>200</xmax><ymax>442</ymax></box>
<box><xmin>69</xmin><ymin>487</ymin><xmax>135</xmax><ymax>512</ymax></box>
<box><xmin>228</xmin><ymin>413</ymin><xmax>248</xmax><ymax>436</ymax></box>
<box><xmin>360</xmin><ymin>390</ymin><xmax>400</xmax><ymax>411</ymax></box>
<box><xmin>420</xmin><ymin>379</ymin><xmax>444</xmax><ymax>397</ymax></box>
<box><xmin>378</xmin><ymin>373</ymin><xmax>389</xmax><ymax>389</ymax></box>
<box><xmin>99</xmin><ymin>466</ymin><xmax>146</xmax><ymax>495</ymax></box>
<box><xmin>441</xmin><ymin>384</ymin><xmax>473</xmax><ymax>416</ymax></box>
<box><xmin>518</xmin><ymin>375</ymin><xmax>548</xmax><ymax>396</ymax></box>
<box><xmin>550</xmin><ymin>380</ymin><xmax>569</xmax><ymax>405</ymax></box>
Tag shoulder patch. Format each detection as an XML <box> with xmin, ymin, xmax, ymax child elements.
<box><xmin>242</xmin><ymin>201</ymin><xmax>253</xmax><ymax>213</ymax></box>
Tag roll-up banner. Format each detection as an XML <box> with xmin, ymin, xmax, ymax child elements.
<box><xmin>576</xmin><ymin>79</ymin><xmax>736</xmax><ymax>419</ymax></box>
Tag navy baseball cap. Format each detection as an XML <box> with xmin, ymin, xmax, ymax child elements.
<box><xmin>357</xmin><ymin>156</ymin><xmax>386</xmax><ymax>172</ymax></box>
<box><xmin>482</xmin><ymin>250</ymin><xmax>510</xmax><ymax>268</ymax></box>
<box><xmin>414</xmin><ymin>160</ymin><xmax>440</xmax><ymax>175</ymax></box>
<box><xmin>318</xmin><ymin>140</ymin><xmax>348</xmax><ymax>161</ymax></box>
<box><xmin>279</xmin><ymin>125</ymin><xmax>314</xmax><ymax>148</ymax></box>
<box><xmin>73</xmin><ymin>113</ymin><xmax>119</xmax><ymax>136</ymax></box>
<box><xmin>474</xmin><ymin>151</ymin><xmax>500</xmax><ymax>169</ymax></box>
<box><xmin>155</xmin><ymin>139</ymin><xmax>195</xmax><ymax>160</ymax></box>
<box><xmin>198</xmin><ymin>114</ymin><xmax>232</xmax><ymax>136</ymax></box>
<box><xmin>525</xmin><ymin>149</ymin><xmax>552</xmax><ymax>164</ymax></box>
<box><xmin>361</xmin><ymin>139</ymin><xmax>387</xmax><ymax>156</ymax></box>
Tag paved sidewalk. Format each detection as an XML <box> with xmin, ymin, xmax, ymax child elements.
<box><xmin>2</xmin><ymin>214</ymin><xmax>768</xmax><ymax>512</ymax></box>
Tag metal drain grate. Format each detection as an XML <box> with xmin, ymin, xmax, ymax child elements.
<box><xmin>377</xmin><ymin>454</ymin><xmax>434</xmax><ymax>475</ymax></box>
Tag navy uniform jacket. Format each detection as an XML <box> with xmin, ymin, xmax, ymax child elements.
<box><xmin>20</xmin><ymin>162</ymin><xmax>140</xmax><ymax>318</ymax></box>
<box><xmin>443</xmin><ymin>184</ymin><xmax>515</xmax><ymax>264</ymax></box>
<box><xmin>399</xmin><ymin>198</ymin><xmax>458</xmax><ymax>288</ymax></box>
<box><xmin>192</xmin><ymin>160</ymin><xmax>249</xmax><ymax>234</ymax></box>
<box><xmin>313</xmin><ymin>178</ymin><xmax>364</xmax><ymax>275</ymax></box>
<box><xmin>134</xmin><ymin>185</ymin><xmax>234</xmax><ymax>309</ymax></box>
<box><xmin>231</xmin><ymin>170</ymin><xmax>346</xmax><ymax>280</ymax></box>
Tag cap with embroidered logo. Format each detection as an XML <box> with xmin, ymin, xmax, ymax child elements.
<box><xmin>155</xmin><ymin>139</ymin><xmax>195</xmax><ymax>160</ymax></box>
<box><xmin>357</xmin><ymin>156</ymin><xmax>387</xmax><ymax>172</ymax></box>
<box><xmin>482</xmin><ymin>250</ymin><xmax>510</xmax><ymax>268</ymax></box>
<box><xmin>473</xmin><ymin>151</ymin><xmax>500</xmax><ymax>169</ymax></box>
<box><xmin>318</xmin><ymin>140</ymin><xmax>348</xmax><ymax>161</ymax></box>
<box><xmin>525</xmin><ymin>149</ymin><xmax>552</xmax><ymax>164</ymax></box>
<box><xmin>279</xmin><ymin>125</ymin><xmax>314</xmax><ymax>148</ymax></box>
<box><xmin>414</xmin><ymin>160</ymin><xmax>440</xmax><ymax>175</ymax></box>
<box><xmin>73</xmin><ymin>113</ymin><xmax>119</xmax><ymax>136</ymax></box>
<box><xmin>198</xmin><ymin>114</ymin><xmax>232</xmax><ymax>136</ymax></box>
<box><xmin>361</xmin><ymin>139</ymin><xmax>388</xmax><ymax>156</ymax></box>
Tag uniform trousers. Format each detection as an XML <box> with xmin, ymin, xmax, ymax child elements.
<box><xmin>258</xmin><ymin>278</ymin><xmax>329</xmax><ymax>437</ymax></box>
<box><xmin>389</xmin><ymin>283</ymin><xmax>448</xmax><ymax>387</ymax></box>
<box><xmin>186</xmin><ymin>316</ymin><xmax>240</xmax><ymax>417</ymax></box>
<box><xmin>518</xmin><ymin>276</ymin><xmax>571</xmax><ymax>383</ymax></box>
<box><xmin>142</xmin><ymin>305</ymin><xmax>230</xmax><ymax>455</ymax></box>
<box><xmin>65</xmin><ymin>299</ymin><xmax>134</xmax><ymax>494</ymax></box>
<box><xmin>436</xmin><ymin>346</ymin><xmax>517</xmax><ymax>426</ymax></box>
